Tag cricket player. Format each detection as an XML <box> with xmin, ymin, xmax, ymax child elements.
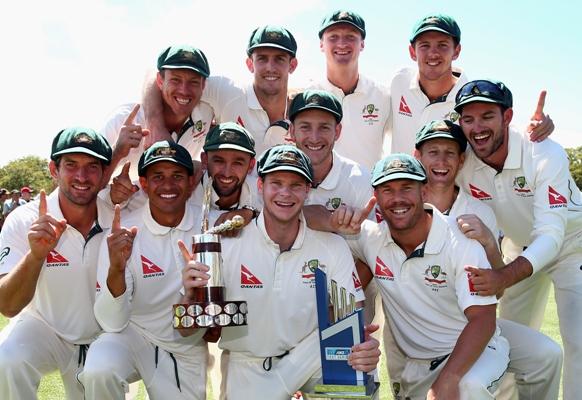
<box><xmin>454</xmin><ymin>79</ymin><xmax>582</xmax><ymax>400</ymax></box>
<box><xmin>101</xmin><ymin>44</ymin><xmax>213</xmax><ymax>181</ymax></box>
<box><xmin>389</xmin><ymin>13</ymin><xmax>553</xmax><ymax>154</ymax></box>
<box><xmin>144</xmin><ymin>25</ymin><xmax>298</xmax><ymax>156</ymax></box>
<box><xmin>413</xmin><ymin>119</ymin><xmax>562</xmax><ymax>400</ymax></box>
<box><xmin>0</xmin><ymin>127</ymin><xmax>113</xmax><ymax>399</ymax></box>
<box><xmin>348</xmin><ymin>153</ymin><xmax>510</xmax><ymax>399</ymax></box>
<box><xmin>181</xmin><ymin>145</ymin><xmax>380</xmax><ymax>399</ymax></box>
<box><xmin>311</xmin><ymin>10</ymin><xmax>391</xmax><ymax>170</ymax></box>
<box><xmin>79</xmin><ymin>141</ymin><xmax>207</xmax><ymax>400</ymax></box>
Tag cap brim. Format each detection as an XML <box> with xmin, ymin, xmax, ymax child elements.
<box><xmin>319</xmin><ymin>21</ymin><xmax>365</xmax><ymax>38</ymax></box>
<box><xmin>247</xmin><ymin>43</ymin><xmax>295</xmax><ymax>57</ymax></box>
<box><xmin>415</xmin><ymin>133</ymin><xmax>458</xmax><ymax>148</ymax></box>
<box><xmin>204</xmin><ymin>143</ymin><xmax>256</xmax><ymax>156</ymax></box>
<box><xmin>139</xmin><ymin>157</ymin><xmax>193</xmax><ymax>176</ymax></box>
<box><xmin>52</xmin><ymin>147</ymin><xmax>110</xmax><ymax>163</ymax></box>
<box><xmin>372</xmin><ymin>172</ymin><xmax>426</xmax><ymax>187</ymax></box>
<box><xmin>411</xmin><ymin>27</ymin><xmax>455</xmax><ymax>42</ymax></box>
<box><xmin>259</xmin><ymin>165</ymin><xmax>312</xmax><ymax>182</ymax></box>
<box><xmin>290</xmin><ymin>105</ymin><xmax>342</xmax><ymax>122</ymax></box>
<box><xmin>454</xmin><ymin>96</ymin><xmax>504</xmax><ymax>112</ymax></box>
<box><xmin>159</xmin><ymin>65</ymin><xmax>209</xmax><ymax>78</ymax></box>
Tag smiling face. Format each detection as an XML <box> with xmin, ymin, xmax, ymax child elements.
<box><xmin>139</xmin><ymin>161</ymin><xmax>195</xmax><ymax>226</ymax></box>
<box><xmin>416</xmin><ymin>138</ymin><xmax>465</xmax><ymax>188</ymax></box>
<box><xmin>374</xmin><ymin>179</ymin><xmax>425</xmax><ymax>234</ymax></box>
<box><xmin>409</xmin><ymin>31</ymin><xmax>460</xmax><ymax>83</ymax></box>
<box><xmin>246</xmin><ymin>48</ymin><xmax>297</xmax><ymax>98</ymax></box>
<box><xmin>291</xmin><ymin>109</ymin><xmax>340</xmax><ymax>173</ymax></box>
<box><xmin>320</xmin><ymin>24</ymin><xmax>364</xmax><ymax>67</ymax></box>
<box><xmin>157</xmin><ymin>68</ymin><xmax>206</xmax><ymax>119</ymax></box>
<box><xmin>258</xmin><ymin>171</ymin><xmax>310</xmax><ymax>225</ymax></box>
<box><xmin>202</xmin><ymin>149</ymin><xmax>255</xmax><ymax>205</ymax></box>
<box><xmin>51</xmin><ymin>153</ymin><xmax>104</xmax><ymax>207</ymax></box>
<box><xmin>459</xmin><ymin>102</ymin><xmax>512</xmax><ymax>160</ymax></box>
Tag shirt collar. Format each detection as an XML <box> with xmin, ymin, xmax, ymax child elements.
<box><xmin>316</xmin><ymin>151</ymin><xmax>341</xmax><ymax>190</ymax></box>
<box><xmin>246</xmin><ymin>83</ymin><xmax>264</xmax><ymax>111</ymax></box>
<box><xmin>504</xmin><ymin>128</ymin><xmax>523</xmax><ymax>170</ymax></box>
<box><xmin>256</xmin><ymin>211</ymin><xmax>307</xmax><ymax>251</ymax></box>
<box><xmin>143</xmin><ymin>200</ymin><xmax>195</xmax><ymax>235</ymax></box>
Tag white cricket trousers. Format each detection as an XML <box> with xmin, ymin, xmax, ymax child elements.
<box><xmin>501</xmin><ymin>233</ymin><xmax>582</xmax><ymax>400</ymax></box>
<box><xmin>383</xmin><ymin>316</ymin><xmax>561</xmax><ymax>400</ymax></box>
<box><xmin>400</xmin><ymin>333</ymin><xmax>509</xmax><ymax>400</ymax></box>
<box><xmin>79</xmin><ymin>323</ymin><xmax>206</xmax><ymax>400</ymax></box>
<box><xmin>224</xmin><ymin>329</ymin><xmax>321</xmax><ymax>400</ymax></box>
<box><xmin>0</xmin><ymin>314</ymin><xmax>87</xmax><ymax>400</ymax></box>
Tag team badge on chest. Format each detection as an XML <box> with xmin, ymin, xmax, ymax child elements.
<box><xmin>325</xmin><ymin>197</ymin><xmax>344</xmax><ymax>211</ymax></box>
<box><xmin>302</xmin><ymin>259</ymin><xmax>323</xmax><ymax>287</ymax></box>
<box><xmin>423</xmin><ymin>265</ymin><xmax>448</xmax><ymax>291</ymax></box>
<box><xmin>512</xmin><ymin>176</ymin><xmax>533</xmax><ymax>197</ymax></box>
<box><xmin>361</xmin><ymin>103</ymin><xmax>380</xmax><ymax>124</ymax></box>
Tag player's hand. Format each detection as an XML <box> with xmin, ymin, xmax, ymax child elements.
<box><xmin>465</xmin><ymin>266</ymin><xmax>507</xmax><ymax>296</ymax></box>
<box><xmin>456</xmin><ymin>214</ymin><xmax>497</xmax><ymax>249</ymax></box>
<box><xmin>331</xmin><ymin>197</ymin><xmax>376</xmax><ymax>235</ymax></box>
<box><xmin>27</xmin><ymin>190</ymin><xmax>67</xmax><ymax>261</ymax></box>
<box><xmin>428</xmin><ymin>373</ymin><xmax>461</xmax><ymax>400</ymax></box>
<box><xmin>348</xmin><ymin>324</ymin><xmax>381</xmax><ymax>372</ymax></box>
<box><xmin>143</xmin><ymin>120</ymin><xmax>172</xmax><ymax>149</ymax></box>
<box><xmin>115</xmin><ymin>104</ymin><xmax>150</xmax><ymax>158</ymax></box>
<box><xmin>107</xmin><ymin>205</ymin><xmax>137</xmax><ymax>272</ymax></box>
<box><xmin>178</xmin><ymin>240</ymin><xmax>211</xmax><ymax>300</ymax></box>
<box><xmin>213</xmin><ymin>209</ymin><xmax>253</xmax><ymax>238</ymax></box>
<box><xmin>527</xmin><ymin>91</ymin><xmax>554</xmax><ymax>142</ymax></box>
<box><xmin>110</xmin><ymin>162</ymin><xmax>139</xmax><ymax>204</ymax></box>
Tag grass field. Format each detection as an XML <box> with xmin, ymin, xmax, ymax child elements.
<box><xmin>0</xmin><ymin>288</ymin><xmax>563</xmax><ymax>399</ymax></box>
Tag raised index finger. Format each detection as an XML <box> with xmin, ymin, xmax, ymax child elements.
<box><xmin>533</xmin><ymin>90</ymin><xmax>547</xmax><ymax>119</ymax></box>
<box><xmin>120</xmin><ymin>161</ymin><xmax>131</xmax><ymax>178</ymax></box>
<box><xmin>123</xmin><ymin>104</ymin><xmax>140</xmax><ymax>126</ymax></box>
<box><xmin>112</xmin><ymin>204</ymin><xmax>121</xmax><ymax>232</ymax></box>
<box><xmin>39</xmin><ymin>190</ymin><xmax>47</xmax><ymax>216</ymax></box>
<box><xmin>362</xmin><ymin>196</ymin><xmax>377</xmax><ymax>217</ymax></box>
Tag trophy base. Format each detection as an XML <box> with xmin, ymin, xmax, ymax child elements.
<box><xmin>173</xmin><ymin>301</ymin><xmax>247</xmax><ymax>328</ymax></box>
<box><xmin>303</xmin><ymin>377</ymin><xmax>379</xmax><ymax>399</ymax></box>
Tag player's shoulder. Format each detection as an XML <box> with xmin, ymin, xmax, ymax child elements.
<box><xmin>0</xmin><ymin>200</ymin><xmax>40</xmax><ymax>233</ymax></box>
<box><xmin>513</xmin><ymin>128</ymin><xmax>568</xmax><ymax>165</ymax></box>
<box><xmin>336</xmin><ymin>153</ymin><xmax>371</xmax><ymax>179</ymax></box>
<box><xmin>390</xmin><ymin>67</ymin><xmax>415</xmax><ymax>87</ymax></box>
<box><xmin>358</xmin><ymin>74</ymin><xmax>389</xmax><ymax>94</ymax></box>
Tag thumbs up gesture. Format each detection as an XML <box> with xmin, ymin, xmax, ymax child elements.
<box><xmin>28</xmin><ymin>190</ymin><xmax>67</xmax><ymax>262</ymax></box>
<box><xmin>107</xmin><ymin>205</ymin><xmax>138</xmax><ymax>273</ymax></box>
<box><xmin>110</xmin><ymin>162</ymin><xmax>140</xmax><ymax>205</ymax></box>
<box><xmin>115</xmin><ymin>104</ymin><xmax>150</xmax><ymax>158</ymax></box>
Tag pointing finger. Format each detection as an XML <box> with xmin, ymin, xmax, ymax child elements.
<box><xmin>362</xmin><ymin>196</ymin><xmax>377</xmax><ymax>218</ymax></box>
<box><xmin>178</xmin><ymin>240</ymin><xmax>193</xmax><ymax>262</ymax></box>
<box><xmin>532</xmin><ymin>90</ymin><xmax>547</xmax><ymax>120</ymax></box>
<box><xmin>123</xmin><ymin>104</ymin><xmax>140</xmax><ymax>126</ymax></box>
<box><xmin>120</xmin><ymin>161</ymin><xmax>131</xmax><ymax>178</ymax></box>
<box><xmin>39</xmin><ymin>190</ymin><xmax>47</xmax><ymax>216</ymax></box>
<box><xmin>112</xmin><ymin>204</ymin><xmax>121</xmax><ymax>232</ymax></box>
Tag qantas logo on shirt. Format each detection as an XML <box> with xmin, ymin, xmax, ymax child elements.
<box><xmin>398</xmin><ymin>96</ymin><xmax>412</xmax><ymax>117</ymax></box>
<box><xmin>46</xmin><ymin>250</ymin><xmax>69</xmax><ymax>267</ymax></box>
<box><xmin>236</xmin><ymin>116</ymin><xmax>245</xmax><ymax>127</ymax></box>
<box><xmin>96</xmin><ymin>281</ymin><xmax>101</xmax><ymax>293</ymax></box>
<box><xmin>352</xmin><ymin>272</ymin><xmax>362</xmax><ymax>290</ymax></box>
<box><xmin>241</xmin><ymin>265</ymin><xmax>263</xmax><ymax>288</ymax></box>
<box><xmin>141</xmin><ymin>255</ymin><xmax>164</xmax><ymax>278</ymax></box>
<box><xmin>548</xmin><ymin>186</ymin><xmax>567</xmax><ymax>208</ymax></box>
<box><xmin>375</xmin><ymin>257</ymin><xmax>394</xmax><ymax>281</ymax></box>
<box><xmin>375</xmin><ymin>208</ymin><xmax>384</xmax><ymax>223</ymax></box>
<box><xmin>469</xmin><ymin>184</ymin><xmax>492</xmax><ymax>201</ymax></box>
<box><xmin>466</xmin><ymin>271</ymin><xmax>478</xmax><ymax>295</ymax></box>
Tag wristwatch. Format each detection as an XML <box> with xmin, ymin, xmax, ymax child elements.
<box><xmin>241</xmin><ymin>205</ymin><xmax>260</xmax><ymax>220</ymax></box>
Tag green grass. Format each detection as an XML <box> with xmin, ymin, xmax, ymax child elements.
<box><xmin>0</xmin><ymin>288</ymin><xmax>562</xmax><ymax>399</ymax></box>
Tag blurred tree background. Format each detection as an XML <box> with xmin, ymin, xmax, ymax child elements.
<box><xmin>0</xmin><ymin>156</ymin><xmax>54</xmax><ymax>193</ymax></box>
<box><xmin>566</xmin><ymin>146</ymin><xmax>582</xmax><ymax>189</ymax></box>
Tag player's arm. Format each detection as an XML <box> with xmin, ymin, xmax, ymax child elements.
<box><xmin>457</xmin><ymin>214</ymin><xmax>503</xmax><ymax>270</ymax></box>
<box><xmin>141</xmin><ymin>69</ymin><xmax>172</xmax><ymax>144</ymax></box>
<box><xmin>303</xmin><ymin>197</ymin><xmax>376</xmax><ymax>235</ymax></box>
<box><xmin>0</xmin><ymin>191</ymin><xmax>67</xmax><ymax>317</ymax></box>
<box><xmin>429</xmin><ymin>304</ymin><xmax>497</xmax><ymax>399</ymax></box>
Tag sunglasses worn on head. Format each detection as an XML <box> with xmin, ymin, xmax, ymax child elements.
<box><xmin>456</xmin><ymin>80</ymin><xmax>512</xmax><ymax>108</ymax></box>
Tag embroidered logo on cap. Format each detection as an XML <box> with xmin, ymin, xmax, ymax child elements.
<box><xmin>469</xmin><ymin>184</ymin><xmax>492</xmax><ymax>200</ymax></box>
<box><xmin>141</xmin><ymin>255</ymin><xmax>164</xmax><ymax>278</ymax></box>
<box><xmin>241</xmin><ymin>264</ymin><xmax>263</xmax><ymax>288</ymax></box>
<box><xmin>46</xmin><ymin>250</ymin><xmax>69</xmax><ymax>267</ymax></box>
<box><xmin>375</xmin><ymin>256</ymin><xmax>394</xmax><ymax>281</ymax></box>
<box><xmin>74</xmin><ymin>132</ymin><xmax>94</xmax><ymax>144</ymax></box>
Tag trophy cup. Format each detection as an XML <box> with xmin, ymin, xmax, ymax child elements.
<box><xmin>173</xmin><ymin>177</ymin><xmax>248</xmax><ymax>330</ymax></box>
<box><xmin>303</xmin><ymin>267</ymin><xmax>379</xmax><ymax>399</ymax></box>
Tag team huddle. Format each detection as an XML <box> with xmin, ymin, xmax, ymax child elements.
<box><xmin>1</xmin><ymin>10</ymin><xmax>581</xmax><ymax>400</ymax></box>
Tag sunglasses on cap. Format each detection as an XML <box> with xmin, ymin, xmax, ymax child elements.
<box><xmin>455</xmin><ymin>79</ymin><xmax>513</xmax><ymax>110</ymax></box>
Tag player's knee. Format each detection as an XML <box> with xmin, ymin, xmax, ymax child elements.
<box><xmin>0</xmin><ymin>342</ymin><xmax>30</xmax><ymax>372</ymax></box>
<box><xmin>78</xmin><ymin>362</ymin><xmax>116</xmax><ymax>387</ymax></box>
<box><xmin>458</xmin><ymin>373</ymin><xmax>492</xmax><ymax>396</ymax></box>
<box><xmin>542</xmin><ymin>338</ymin><xmax>563</xmax><ymax>370</ymax></box>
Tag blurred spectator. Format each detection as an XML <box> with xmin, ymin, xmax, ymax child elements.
<box><xmin>20</xmin><ymin>187</ymin><xmax>34</xmax><ymax>202</ymax></box>
<box><xmin>2</xmin><ymin>190</ymin><xmax>26</xmax><ymax>218</ymax></box>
